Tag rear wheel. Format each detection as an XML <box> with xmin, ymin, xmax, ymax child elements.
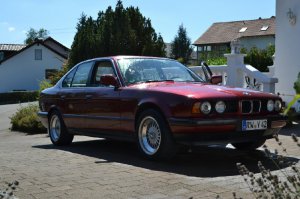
<box><xmin>49</xmin><ymin>110</ymin><xmax>73</xmax><ymax>146</ymax></box>
<box><xmin>231</xmin><ymin>139</ymin><xmax>266</xmax><ymax>150</ymax></box>
<box><xmin>136</xmin><ymin>109</ymin><xmax>176</xmax><ymax>160</ymax></box>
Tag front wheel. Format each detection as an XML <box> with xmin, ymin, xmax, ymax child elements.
<box><xmin>49</xmin><ymin>110</ymin><xmax>74</xmax><ymax>146</ymax></box>
<box><xmin>136</xmin><ymin>109</ymin><xmax>176</xmax><ymax>160</ymax></box>
<box><xmin>231</xmin><ymin>139</ymin><xmax>266</xmax><ymax>150</ymax></box>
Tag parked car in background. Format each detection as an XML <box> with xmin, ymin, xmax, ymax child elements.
<box><xmin>38</xmin><ymin>56</ymin><xmax>286</xmax><ymax>159</ymax></box>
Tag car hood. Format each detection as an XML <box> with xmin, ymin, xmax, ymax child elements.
<box><xmin>128</xmin><ymin>82</ymin><xmax>277</xmax><ymax>99</ymax></box>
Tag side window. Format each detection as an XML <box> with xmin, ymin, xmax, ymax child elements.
<box><xmin>71</xmin><ymin>62</ymin><xmax>93</xmax><ymax>87</ymax></box>
<box><xmin>62</xmin><ymin>69</ymin><xmax>76</xmax><ymax>88</ymax></box>
<box><xmin>91</xmin><ymin>61</ymin><xmax>116</xmax><ymax>87</ymax></box>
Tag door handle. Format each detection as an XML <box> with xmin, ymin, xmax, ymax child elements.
<box><xmin>85</xmin><ymin>95</ymin><xmax>93</xmax><ymax>100</ymax></box>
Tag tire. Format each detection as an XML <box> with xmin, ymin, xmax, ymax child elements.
<box><xmin>136</xmin><ymin>109</ymin><xmax>176</xmax><ymax>160</ymax></box>
<box><xmin>49</xmin><ymin>110</ymin><xmax>74</xmax><ymax>146</ymax></box>
<box><xmin>231</xmin><ymin>139</ymin><xmax>266</xmax><ymax>150</ymax></box>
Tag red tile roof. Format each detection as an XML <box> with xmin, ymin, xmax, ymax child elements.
<box><xmin>193</xmin><ymin>17</ymin><xmax>275</xmax><ymax>45</ymax></box>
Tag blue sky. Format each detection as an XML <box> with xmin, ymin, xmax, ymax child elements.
<box><xmin>0</xmin><ymin>0</ymin><xmax>275</xmax><ymax>48</ymax></box>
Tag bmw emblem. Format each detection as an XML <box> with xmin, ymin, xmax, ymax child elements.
<box><xmin>243</xmin><ymin>92</ymin><xmax>251</xmax><ymax>96</ymax></box>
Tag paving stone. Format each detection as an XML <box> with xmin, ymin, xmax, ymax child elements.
<box><xmin>0</xmin><ymin>123</ymin><xmax>299</xmax><ymax>199</ymax></box>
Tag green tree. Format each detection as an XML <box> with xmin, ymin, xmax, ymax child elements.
<box><xmin>24</xmin><ymin>28</ymin><xmax>49</xmax><ymax>44</ymax></box>
<box><xmin>69</xmin><ymin>0</ymin><xmax>165</xmax><ymax>67</ymax></box>
<box><xmin>171</xmin><ymin>24</ymin><xmax>193</xmax><ymax>64</ymax></box>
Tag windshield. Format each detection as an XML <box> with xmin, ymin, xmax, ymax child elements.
<box><xmin>117</xmin><ymin>58</ymin><xmax>204</xmax><ymax>85</ymax></box>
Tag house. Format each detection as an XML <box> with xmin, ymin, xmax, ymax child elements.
<box><xmin>193</xmin><ymin>17</ymin><xmax>275</xmax><ymax>61</ymax></box>
<box><xmin>274</xmin><ymin>0</ymin><xmax>300</xmax><ymax>109</ymax></box>
<box><xmin>0</xmin><ymin>37</ymin><xmax>69</xmax><ymax>93</ymax></box>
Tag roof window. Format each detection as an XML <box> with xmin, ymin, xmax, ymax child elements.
<box><xmin>239</xmin><ymin>27</ymin><xmax>247</xmax><ymax>33</ymax></box>
<box><xmin>261</xmin><ymin>25</ymin><xmax>269</xmax><ymax>31</ymax></box>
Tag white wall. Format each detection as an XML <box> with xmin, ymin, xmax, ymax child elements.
<box><xmin>274</xmin><ymin>0</ymin><xmax>300</xmax><ymax>103</ymax></box>
<box><xmin>0</xmin><ymin>44</ymin><xmax>65</xmax><ymax>93</ymax></box>
<box><xmin>240</xmin><ymin>36</ymin><xmax>275</xmax><ymax>50</ymax></box>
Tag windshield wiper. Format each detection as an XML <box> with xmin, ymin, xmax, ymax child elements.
<box><xmin>127</xmin><ymin>80</ymin><xmax>175</xmax><ymax>85</ymax></box>
<box><xmin>145</xmin><ymin>79</ymin><xmax>174</xmax><ymax>83</ymax></box>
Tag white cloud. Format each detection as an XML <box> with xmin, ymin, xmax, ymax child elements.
<box><xmin>8</xmin><ymin>27</ymin><xmax>15</xmax><ymax>32</ymax></box>
<box><xmin>21</xmin><ymin>30</ymin><xmax>26</xmax><ymax>34</ymax></box>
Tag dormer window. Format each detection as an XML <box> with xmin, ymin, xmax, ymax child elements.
<box><xmin>261</xmin><ymin>25</ymin><xmax>269</xmax><ymax>31</ymax></box>
<box><xmin>239</xmin><ymin>27</ymin><xmax>247</xmax><ymax>33</ymax></box>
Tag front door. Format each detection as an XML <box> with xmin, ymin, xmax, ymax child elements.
<box><xmin>84</xmin><ymin>60</ymin><xmax>121</xmax><ymax>134</ymax></box>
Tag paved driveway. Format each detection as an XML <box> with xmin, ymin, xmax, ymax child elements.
<box><xmin>0</xmin><ymin>103</ymin><xmax>299</xmax><ymax>199</ymax></box>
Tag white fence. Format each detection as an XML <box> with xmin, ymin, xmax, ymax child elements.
<box><xmin>190</xmin><ymin>48</ymin><xmax>278</xmax><ymax>94</ymax></box>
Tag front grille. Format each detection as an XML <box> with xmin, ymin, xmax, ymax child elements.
<box><xmin>253</xmin><ymin>100</ymin><xmax>261</xmax><ymax>113</ymax></box>
<box><xmin>241</xmin><ymin>100</ymin><xmax>261</xmax><ymax>114</ymax></box>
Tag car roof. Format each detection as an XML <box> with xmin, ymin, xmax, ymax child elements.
<box><xmin>83</xmin><ymin>55</ymin><xmax>172</xmax><ymax>62</ymax></box>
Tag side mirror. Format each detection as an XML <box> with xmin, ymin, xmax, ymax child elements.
<box><xmin>100</xmin><ymin>75</ymin><xmax>119</xmax><ymax>87</ymax></box>
<box><xmin>210</xmin><ymin>75</ymin><xmax>222</xmax><ymax>85</ymax></box>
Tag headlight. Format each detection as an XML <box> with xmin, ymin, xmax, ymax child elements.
<box><xmin>274</xmin><ymin>100</ymin><xmax>282</xmax><ymax>111</ymax></box>
<box><xmin>267</xmin><ymin>100</ymin><xmax>274</xmax><ymax>112</ymax></box>
<box><xmin>215</xmin><ymin>101</ymin><xmax>226</xmax><ymax>113</ymax></box>
<box><xmin>201</xmin><ymin>101</ymin><xmax>211</xmax><ymax>114</ymax></box>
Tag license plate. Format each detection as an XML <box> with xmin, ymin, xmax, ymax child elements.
<box><xmin>242</xmin><ymin>119</ymin><xmax>267</xmax><ymax>131</ymax></box>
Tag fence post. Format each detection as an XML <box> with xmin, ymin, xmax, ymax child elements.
<box><xmin>224</xmin><ymin>39</ymin><xmax>246</xmax><ymax>88</ymax></box>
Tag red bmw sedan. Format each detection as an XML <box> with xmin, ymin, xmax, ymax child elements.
<box><xmin>38</xmin><ymin>56</ymin><xmax>286</xmax><ymax>159</ymax></box>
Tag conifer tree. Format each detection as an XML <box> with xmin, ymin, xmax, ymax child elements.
<box><xmin>69</xmin><ymin>0</ymin><xmax>165</xmax><ymax>67</ymax></box>
<box><xmin>171</xmin><ymin>24</ymin><xmax>193</xmax><ymax>64</ymax></box>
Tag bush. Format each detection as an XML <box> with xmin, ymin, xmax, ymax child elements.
<box><xmin>241</xmin><ymin>45</ymin><xmax>275</xmax><ymax>72</ymax></box>
<box><xmin>10</xmin><ymin>104</ymin><xmax>46</xmax><ymax>134</ymax></box>
<box><xmin>49</xmin><ymin>62</ymin><xmax>70</xmax><ymax>85</ymax></box>
<box><xmin>0</xmin><ymin>181</ymin><xmax>19</xmax><ymax>199</ymax></box>
<box><xmin>0</xmin><ymin>91</ymin><xmax>38</xmax><ymax>105</ymax></box>
<box><xmin>207</xmin><ymin>57</ymin><xmax>227</xmax><ymax>65</ymax></box>
<box><xmin>38</xmin><ymin>80</ymin><xmax>53</xmax><ymax>95</ymax></box>
<box><xmin>177</xmin><ymin>57</ymin><xmax>185</xmax><ymax>64</ymax></box>
<box><xmin>284</xmin><ymin>72</ymin><xmax>300</xmax><ymax>115</ymax></box>
<box><xmin>236</xmin><ymin>134</ymin><xmax>300</xmax><ymax>198</ymax></box>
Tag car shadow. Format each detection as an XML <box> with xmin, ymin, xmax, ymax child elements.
<box><xmin>33</xmin><ymin>139</ymin><xmax>299</xmax><ymax>178</ymax></box>
<box><xmin>279</xmin><ymin>123</ymin><xmax>300</xmax><ymax>136</ymax></box>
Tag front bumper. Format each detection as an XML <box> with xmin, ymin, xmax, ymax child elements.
<box><xmin>168</xmin><ymin>115</ymin><xmax>287</xmax><ymax>145</ymax></box>
<box><xmin>37</xmin><ymin>111</ymin><xmax>48</xmax><ymax>128</ymax></box>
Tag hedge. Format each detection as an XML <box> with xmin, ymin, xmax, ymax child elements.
<box><xmin>0</xmin><ymin>91</ymin><xmax>39</xmax><ymax>105</ymax></box>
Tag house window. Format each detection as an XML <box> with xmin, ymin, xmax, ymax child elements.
<box><xmin>239</xmin><ymin>27</ymin><xmax>247</xmax><ymax>33</ymax></box>
<box><xmin>261</xmin><ymin>26</ymin><xmax>269</xmax><ymax>31</ymax></box>
<box><xmin>35</xmin><ymin>49</ymin><xmax>42</xmax><ymax>60</ymax></box>
<box><xmin>45</xmin><ymin>69</ymin><xmax>58</xmax><ymax>79</ymax></box>
<box><xmin>206</xmin><ymin>46</ymin><xmax>211</xmax><ymax>51</ymax></box>
<box><xmin>197</xmin><ymin>46</ymin><xmax>203</xmax><ymax>52</ymax></box>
